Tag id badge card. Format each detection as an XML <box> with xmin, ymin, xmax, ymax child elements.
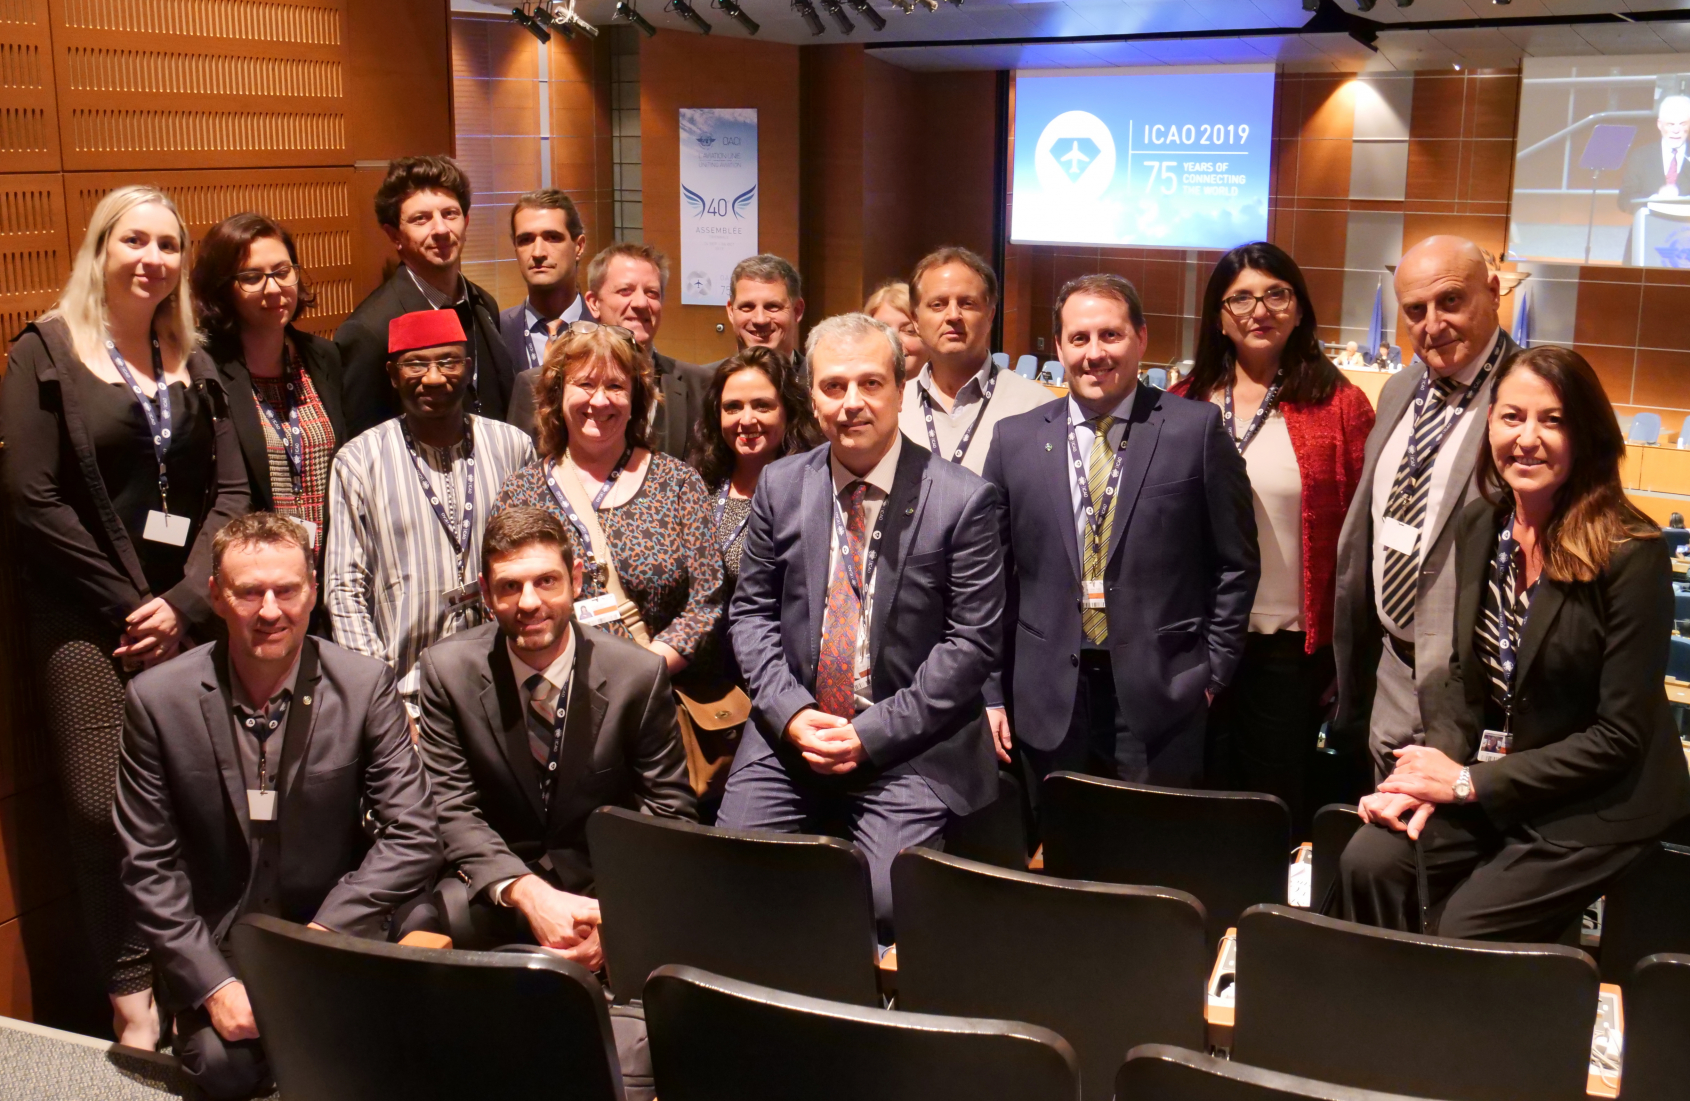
<box><xmin>444</xmin><ymin>583</ymin><xmax>482</xmax><ymax>612</ymax></box>
<box><xmin>143</xmin><ymin>510</ymin><xmax>191</xmax><ymax>546</ymax></box>
<box><xmin>247</xmin><ymin>789</ymin><xmax>278</xmax><ymax>822</ymax></box>
<box><xmin>1082</xmin><ymin>578</ymin><xmax>1107</xmax><ymax>610</ymax></box>
<box><xmin>1477</xmin><ymin>729</ymin><xmax>1512</xmax><ymax>763</ymax></box>
<box><xmin>1380</xmin><ymin>517</ymin><xmax>1419</xmax><ymax>556</ymax></box>
<box><xmin>292</xmin><ymin>517</ymin><xmax>318</xmax><ymax>550</ymax></box>
<box><xmin>576</xmin><ymin>593</ymin><xmax>622</xmax><ymax>627</ymax></box>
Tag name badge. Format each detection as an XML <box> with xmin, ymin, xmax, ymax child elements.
<box><xmin>1082</xmin><ymin>578</ymin><xmax>1107</xmax><ymax>610</ymax></box>
<box><xmin>576</xmin><ymin>593</ymin><xmax>622</xmax><ymax>627</ymax></box>
<box><xmin>292</xmin><ymin>517</ymin><xmax>318</xmax><ymax>549</ymax></box>
<box><xmin>247</xmin><ymin>789</ymin><xmax>278</xmax><ymax>822</ymax></box>
<box><xmin>444</xmin><ymin>583</ymin><xmax>481</xmax><ymax>611</ymax></box>
<box><xmin>1477</xmin><ymin>729</ymin><xmax>1511</xmax><ymax>763</ymax></box>
<box><xmin>1380</xmin><ymin>517</ymin><xmax>1419</xmax><ymax>556</ymax></box>
<box><xmin>143</xmin><ymin>510</ymin><xmax>191</xmax><ymax>546</ymax></box>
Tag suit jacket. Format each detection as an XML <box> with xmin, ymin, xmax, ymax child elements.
<box><xmin>213</xmin><ymin>328</ymin><xmax>348</xmax><ymax>512</ymax></box>
<box><xmin>1618</xmin><ymin>141</ymin><xmax>1681</xmax><ymax>211</ymax></box>
<box><xmin>499</xmin><ymin>302</ymin><xmax>535</xmax><ymax>377</ymax></box>
<box><xmin>728</xmin><ymin>439</ymin><xmax>1004</xmax><ymax>816</ymax></box>
<box><xmin>416</xmin><ymin>621</ymin><xmax>696</xmax><ymax>898</ymax></box>
<box><xmin>1331</xmin><ymin>332</ymin><xmax>1517</xmax><ymax>754</ymax></box>
<box><xmin>114</xmin><ymin>637</ymin><xmax>440</xmax><ymax>1009</ymax></box>
<box><xmin>982</xmin><ymin>387</ymin><xmax>1258</xmax><ymax>761</ymax></box>
<box><xmin>1433</xmin><ymin>499</ymin><xmax>1690</xmax><ymax>845</ymax></box>
<box><xmin>334</xmin><ymin>267</ymin><xmax>515</xmax><ymax>438</ymax></box>
<box><xmin>506</xmin><ymin>349</ymin><xmax>711</xmax><ymax>460</ymax></box>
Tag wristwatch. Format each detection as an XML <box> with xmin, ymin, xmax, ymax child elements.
<box><xmin>1453</xmin><ymin>767</ymin><xmax>1473</xmax><ymax>804</ymax></box>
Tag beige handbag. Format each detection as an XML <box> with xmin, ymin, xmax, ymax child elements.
<box><xmin>554</xmin><ymin>456</ymin><xmax>749</xmax><ymax>798</ymax></box>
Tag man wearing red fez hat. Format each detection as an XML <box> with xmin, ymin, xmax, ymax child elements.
<box><xmin>324</xmin><ymin>309</ymin><xmax>536</xmax><ymax>716</ymax></box>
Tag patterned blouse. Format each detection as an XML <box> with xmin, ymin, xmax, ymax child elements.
<box><xmin>494</xmin><ymin>451</ymin><xmax>725</xmax><ymax>662</ymax></box>
<box><xmin>250</xmin><ymin>339</ymin><xmax>336</xmax><ymax>546</ymax></box>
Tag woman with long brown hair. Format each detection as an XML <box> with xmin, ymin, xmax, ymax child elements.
<box><xmin>1335</xmin><ymin>346</ymin><xmax>1690</xmax><ymax>940</ymax></box>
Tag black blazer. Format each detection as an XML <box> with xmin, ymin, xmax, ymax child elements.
<box><xmin>505</xmin><ymin>349</ymin><xmax>712</xmax><ymax>461</ymax></box>
<box><xmin>1439</xmin><ymin>498</ymin><xmax>1690</xmax><ymax>846</ymax></box>
<box><xmin>333</xmin><ymin>267</ymin><xmax>515</xmax><ymax>439</ymax></box>
<box><xmin>415</xmin><ymin>622</ymin><xmax>696</xmax><ymax>898</ymax></box>
<box><xmin>0</xmin><ymin>317</ymin><xmax>250</xmax><ymax>633</ymax></box>
<box><xmin>1618</xmin><ymin>142</ymin><xmax>1679</xmax><ymax>211</ymax></box>
<box><xmin>213</xmin><ymin>328</ymin><xmax>348</xmax><ymax>512</ymax></box>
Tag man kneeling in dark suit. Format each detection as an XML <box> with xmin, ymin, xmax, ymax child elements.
<box><xmin>415</xmin><ymin>507</ymin><xmax>696</xmax><ymax>958</ymax></box>
<box><xmin>116</xmin><ymin>513</ymin><xmax>441</xmax><ymax>1101</ymax></box>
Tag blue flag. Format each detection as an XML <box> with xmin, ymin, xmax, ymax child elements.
<box><xmin>1511</xmin><ymin>287</ymin><xmax>1532</xmax><ymax>349</ymax></box>
<box><xmin>1366</xmin><ymin>281</ymin><xmax>1384</xmax><ymax>364</ymax></box>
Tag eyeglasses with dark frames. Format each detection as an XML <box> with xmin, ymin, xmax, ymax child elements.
<box><xmin>1221</xmin><ymin>286</ymin><xmax>1297</xmax><ymax>317</ymax></box>
<box><xmin>231</xmin><ymin>263</ymin><xmax>301</xmax><ymax>291</ymax></box>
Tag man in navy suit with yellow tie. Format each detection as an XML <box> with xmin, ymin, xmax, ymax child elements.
<box><xmin>984</xmin><ymin>274</ymin><xmax>1257</xmax><ymax>810</ymax></box>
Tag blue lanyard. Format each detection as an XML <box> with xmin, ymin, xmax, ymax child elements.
<box><xmin>399</xmin><ymin>419</ymin><xmax>477</xmax><ymax>565</ymax></box>
<box><xmin>251</xmin><ymin>342</ymin><xmax>306</xmax><ymax>494</ymax></box>
<box><xmin>1067</xmin><ymin>414</ymin><xmax>1132</xmax><ymax>550</ymax></box>
<box><xmin>1221</xmin><ymin>365</ymin><xmax>1285</xmax><ymax>455</ymax></box>
<box><xmin>542</xmin><ymin>449</ymin><xmax>632</xmax><ymax>575</ymax></box>
<box><xmin>107</xmin><ymin>337</ymin><xmax>174</xmax><ymax>510</ymax></box>
<box><xmin>1490</xmin><ymin>511</ymin><xmax>1538</xmax><ymax>728</ymax></box>
<box><xmin>1404</xmin><ymin>338</ymin><xmax>1504</xmax><ymax>479</ymax></box>
<box><xmin>830</xmin><ymin>479</ymin><xmax>887</xmax><ymax>600</ymax></box>
<box><xmin>919</xmin><ymin>367</ymin><xmax>999</xmax><ymax>465</ymax></box>
<box><xmin>711</xmin><ymin>481</ymin><xmax>753</xmax><ymax>552</ymax></box>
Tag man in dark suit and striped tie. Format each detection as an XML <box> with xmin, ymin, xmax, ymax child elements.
<box><xmin>1332</xmin><ymin>236</ymin><xmax>1517</xmax><ymax>783</ymax></box>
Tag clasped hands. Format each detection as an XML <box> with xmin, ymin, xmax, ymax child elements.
<box><xmin>1358</xmin><ymin>745</ymin><xmax>1466</xmax><ymax>841</ymax></box>
<box><xmin>115</xmin><ymin>596</ymin><xmax>183</xmax><ymax>672</ymax></box>
<box><xmin>506</xmin><ymin>874</ymin><xmax>604</xmax><ymax>969</ymax></box>
<box><xmin>786</xmin><ymin>708</ymin><xmax>868</xmax><ymax>775</ymax></box>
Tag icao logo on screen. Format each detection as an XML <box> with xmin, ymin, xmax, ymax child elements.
<box><xmin>1035</xmin><ymin>110</ymin><xmax>1116</xmax><ymax>200</ymax></box>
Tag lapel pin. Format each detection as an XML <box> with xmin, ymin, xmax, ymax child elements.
<box><xmin>1045</xmin><ymin>443</ymin><xmax>1053</xmax><ymax>451</ymax></box>
<box><xmin>905</xmin><ymin>507</ymin><xmax>915</xmax><ymax>515</ymax></box>
<box><xmin>302</xmin><ymin>695</ymin><xmax>311</xmax><ymax>706</ymax></box>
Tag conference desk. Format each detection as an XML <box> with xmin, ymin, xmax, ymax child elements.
<box><xmin>1338</xmin><ymin>366</ymin><xmax>1394</xmax><ymax>409</ymax></box>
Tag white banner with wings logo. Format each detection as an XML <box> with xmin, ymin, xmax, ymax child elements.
<box><xmin>679</xmin><ymin>108</ymin><xmax>758</xmax><ymax>306</ymax></box>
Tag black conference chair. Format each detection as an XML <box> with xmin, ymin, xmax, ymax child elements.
<box><xmin>943</xmin><ymin>769</ymin><xmax>1030</xmax><ymax>870</ymax></box>
<box><xmin>644</xmin><ymin>964</ymin><xmax>1080</xmax><ymax>1101</ymax></box>
<box><xmin>586</xmin><ymin>806</ymin><xmax>881</xmax><ymax>1005</ymax></box>
<box><xmin>1309</xmin><ymin>803</ymin><xmax>1362</xmax><ymax>915</ymax></box>
<box><xmin>1117</xmin><ymin>1044</ymin><xmax>1456</xmax><ymax>1101</ymax></box>
<box><xmin>893</xmin><ymin>847</ymin><xmax>1207</xmax><ymax>1101</ymax></box>
<box><xmin>1617</xmin><ymin>953</ymin><xmax>1690</xmax><ymax>1101</ymax></box>
<box><xmin>1231</xmin><ymin>905</ymin><xmax>1598</xmax><ymax>1101</ymax></box>
<box><xmin>1599</xmin><ymin>842</ymin><xmax>1690</xmax><ymax>984</ymax></box>
<box><xmin>230</xmin><ymin>914</ymin><xmax>621</xmax><ymax>1101</ymax></box>
<box><xmin>1041</xmin><ymin>772</ymin><xmax>1290</xmax><ymax>943</ymax></box>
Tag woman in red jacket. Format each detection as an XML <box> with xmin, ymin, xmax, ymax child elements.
<box><xmin>1174</xmin><ymin>241</ymin><xmax>1374</xmax><ymax>837</ymax></box>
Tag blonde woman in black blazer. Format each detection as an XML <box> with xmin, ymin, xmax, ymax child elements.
<box><xmin>1334</xmin><ymin>346</ymin><xmax>1690</xmax><ymax>941</ymax></box>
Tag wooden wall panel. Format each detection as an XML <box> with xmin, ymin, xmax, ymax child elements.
<box><xmin>0</xmin><ymin>171</ymin><xmax>69</xmax><ymax>345</ymax></box>
<box><xmin>0</xmin><ymin>0</ymin><xmax>60</xmax><ymax>174</ymax></box>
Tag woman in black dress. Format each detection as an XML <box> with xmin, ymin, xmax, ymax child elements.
<box><xmin>1</xmin><ymin>185</ymin><xmax>248</xmax><ymax>1044</ymax></box>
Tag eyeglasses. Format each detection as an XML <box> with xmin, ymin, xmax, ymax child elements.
<box><xmin>394</xmin><ymin>355</ymin><xmax>468</xmax><ymax>375</ymax></box>
<box><xmin>1221</xmin><ymin>287</ymin><xmax>1297</xmax><ymax>317</ymax></box>
<box><xmin>557</xmin><ymin>319</ymin><xmax>638</xmax><ymax>346</ymax></box>
<box><xmin>231</xmin><ymin>263</ymin><xmax>300</xmax><ymax>291</ymax></box>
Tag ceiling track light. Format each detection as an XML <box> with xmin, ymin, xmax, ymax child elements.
<box><xmin>667</xmin><ymin>0</ymin><xmax>712</xmax><ymax>32</ymax></box>
<box><xmin>714</xmin><ymin>0</ymin><xmax>760</xmax><ymax>33</ymax></box>
<box><xmin>533</xmin><ymin>3</ymin><xmax>576</xmax><ymax>41</ymax></box>
<box><xmin>616</xmin><ymin>0</ymin><xmax>657</xmax><ymax>35</ymax></box>
<box><xmin>1354</xmin><ymin>0</ymin><xmax>1376</xmax><ymax>10</ymax></box>
<box><xmin>845</xmin><ymin>0</ymin><xmax>885</xmax><ymax>31</ymax></box>
<box><xmin>916</xmin><ymin>0</ymin><xmax>938</xmax><ymax>11</ymax></box>
<box><xmin>511</xmin><ymin>4</ymin><xmax>551</xmax><ymax>43</ymax></box>
<box><xmin>792</xmin><ymin>0</ymin><xmax>826</xmax><ymax>34</ymax></box>
<box><xmin>891</xmin><ymin>0</ymin><xmax>913</xmax><ymax>11</ymax></box>
<box><xmin>818</xmin><ymin>0</ymin><xmax>854</xmax><ymax>33</ymax></box>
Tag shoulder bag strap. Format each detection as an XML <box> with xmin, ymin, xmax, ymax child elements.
<box><xmin>553</xmin><ymin>455</ymin><xmax>653</xmax><ymax>646</ymax></box>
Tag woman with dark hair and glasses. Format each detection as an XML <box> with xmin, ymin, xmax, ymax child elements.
<box><xmin>1174</xmin><ymin>241</ymin><xmax>1376</xmax><ymax>836</ymax></box>
<box><xmin>1336</xmin><ymin>346</ymin><xmax>1690</xmax><ymax>940</ymax></box>
<box><xmin>190</xmin><ymin>212</ymin><xmax>346</xmax><ymax>554</ymax></box>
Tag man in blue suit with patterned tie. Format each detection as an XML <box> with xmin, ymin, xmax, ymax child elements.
<box><xmin>719</xmin><ymin>312</ymin><xmax>1005</xmax><ymax>937</ymax></box>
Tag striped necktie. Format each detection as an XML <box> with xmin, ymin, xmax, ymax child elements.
<box><xmin>1082</xmin><ymin>415</ymin><xmax>1118</xmax><ymax>645</ymax></box>
<box><xmin>1378</xmin><ymin>375</ymin><xmax>1463</xmax><ymax>631</ymax></box>
<box><xmin>524</xmin><ymin>672</ymin><xmax>556</xmax><ymax>770</ymax></box>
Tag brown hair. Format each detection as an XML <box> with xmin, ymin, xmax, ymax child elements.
<box><xmin>533</xmin><ymin>326</ymin><xmax>656</xmax><ymax>461</ymax></box>
<box><xmin>190</xmin><ymin>212</ymin><xmax>317</xmax><ymax>359</ymax></box>
<box><xmin>1478</xmin><ymin>346</ymin><xmax>1658</xmax><ymax>583</ymax></box>
<box><xmin>212</xmin><ymin>512</ymin><xmax>312</xmax><ymax>579</ymax></box>
<box><xmin>910</xmin><ymin>246</ymin><xmax>998</xmax><ymax>308</ymax></box>
<box><xmin>1053</xmin><ymin>273</ymin><xmax>1147</xmax><ymax>336</ymax></box>
<box><xmin>730</xmin><ymin>254</ymin><xmax>802</xmax><ymax>303</ymax></box>
<box><xmin>480</xmin><ymin>506</ymin><xmax>575</xmax><ymax>580</ymax></box>
<box><xmin>585</xmin><ymin>242</ymin><xmax>669</xmax><ymax>296</ymax></box>
<box><xmin>509</xmin><ymin>189</ymin><xmax>584</xmax><ymax>239</ymax></box>
<box><xmin>689</xmin><ymin>347</ymin><xmax>822</xmax><ymax>489</ymax></box>
<box><xmin>374</xmin><ymin>156</ymin><xmax>472</xmax><ymax>229</ymax></box>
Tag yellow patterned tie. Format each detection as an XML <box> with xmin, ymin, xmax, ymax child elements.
<box><xmin>1082</xmin><ymin>415</ymin><xmax>1117</xmax><ymax>644</ymax></box>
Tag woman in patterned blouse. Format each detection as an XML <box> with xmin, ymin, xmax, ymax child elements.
<box><xmin>495</xmin><ymin>323</ymin><xmax>722</xmax><ymax>674</ymax></box>
<box><xmin>191</xmin><ymin>213</ymin><xmax>347</xmax><ymax>559</ymax></box>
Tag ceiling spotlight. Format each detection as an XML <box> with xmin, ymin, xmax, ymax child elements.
<box><xmin>533</xmin><ymin>3</ymin><xmax>576</xmax><ymax>40</ymax></box>
<box><xmin>819</xmin><ymin>0</ymin><xmax>854</xmax><ymax>32</ymax></box>
<box><xmin>1395</xmin><ymin>0</ymin><xmax>1413</xmax><ymax>6</ymax></box>
<box><xmin>667</xmin><ymin>0</ymin><xmax>712</xmax><ymax>32</ymax></box>
<box><xmin>916</xmin><ymin>0</ymin><xmax>938</xmax><ymax>10</ymax></box>
<box><xmin>792</xmin><ymin>0</ymin><xmax>826</xmax><ymax>34</ymax></box>
<box><xmin>556</xmin><ymin>2</ymin><xmax>598</xmax><ymax>35</ymax></box>
<box><xmin>891</xmin><ymin>0</ymin><xmax>913</xmax><ymax>10</ymax></box>
<box><xmin>845</xmin><ymin>0</ymin><xmax>885</xmax><ymax>30</ymax></box>
<box><xmin>511</xmin><ymin>5</ymin><xmax>551</xmax><ymax>42</ymax></box>
<box><xmin>715</xmin><ymin>0</ymin><xmax>760</xmax><ymax>33</ymax></box>
<box><xmin>616</xmin><ymin>0</ymin><xmax>657</xmax><ymax>35</ymax></box>
<box><xmin>1354</xmin><ymin>0</ymin><xmax>1376</xmax><ymax>10</ymax></box>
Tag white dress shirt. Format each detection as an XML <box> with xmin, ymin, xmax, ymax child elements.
<box><xmin>489</xmin><ymin>624</ymin><xmax>579</xmax><ymax>906</ymax></box>
<box><xmin>519</xmin><ymin>296</ymin><xmax>585</xmax><ymax>374</ymax></box>
<box><xmin>827</xmin><ymin>432</ymin><xmax>902</xmax><ymax>715</ymax></box>
<box><xmin>900</xmin><ymin>357</ymin><xmax>1058</xmax><ymax>475</ymax></box>
<box><xmin>1369</xmin><ymin>328</ymin><xmax>1500</xmax><ymax>640</ymax></box>
<box><xmin>1065</xmin><ymin>389</ymin><xmax>1139</xmax><ymax>563</ymax></box>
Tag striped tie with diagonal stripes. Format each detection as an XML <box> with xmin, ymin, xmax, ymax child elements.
<box><xmin>1082</xmin><ymin>415</ymin><xmax>1118</xmax><ymax>645</ymax></box>
<box><xmin>1378</xmin><ymin>375</ymin><xmax>1463</xmax><ymax>631</ymax></box>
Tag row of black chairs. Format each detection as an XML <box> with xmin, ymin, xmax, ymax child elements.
<box><xmin>230</xmin><ymin>913</ymin><xmax>1690</xmax><ymax>1101</ymax></box>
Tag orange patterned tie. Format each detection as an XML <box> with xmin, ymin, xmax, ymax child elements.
<box><xmin>816</xmin><ymin>481</ymin><xmax>867</xmax><ymax>718</ymax></box>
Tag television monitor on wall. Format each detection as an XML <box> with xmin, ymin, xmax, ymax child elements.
<box><xmin>1509</xmin><ymin>54</ymin><xmax>1690</xmax><ymax>268</ymax></box>
<box><xmin>1010</xmin><ymin>65</ymin><xmax>1275</xmax><ymax>251</ymax></box>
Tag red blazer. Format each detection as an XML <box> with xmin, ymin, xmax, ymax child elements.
<box><xmin>1173</xmin><ymin>371</ymin><xmax>1374</xmax><ymax>652</ymax></box>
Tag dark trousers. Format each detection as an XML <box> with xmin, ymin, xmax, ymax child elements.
<box><xmin>399</xmin><ymin>876</ymin><xmax>540</xmax><ymax>951</ymax></box>
<box><xmin>1331</xmin><ymin>807</ymin><xmax>1648</xmax><ymax>942</ymax></box>
<box><xmin>1205</xmin><ymin>633</ymin><xmax>1333</xmax><ymax>841</ymax></box>
<box><xmin>173</xmin><ymin>1006</ymin><xmax>271</xmax><ymax>1101</ymax></box>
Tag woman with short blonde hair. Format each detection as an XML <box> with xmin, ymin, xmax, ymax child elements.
<box><xmin>864</xmin><ymin>278</ymin><xmax>927</xmax><ymax>381</ymax></box>
<box><xmin>1</xmin><ymin>184</ymin><xmax>249</xmax><ymax>1045</ymax></box>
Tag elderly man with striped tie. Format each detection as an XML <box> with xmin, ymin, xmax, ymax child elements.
<box><xmin>1331</xmin><ymin>235</ymin><xmax>1515</xmax><ymax>789</ymax></box>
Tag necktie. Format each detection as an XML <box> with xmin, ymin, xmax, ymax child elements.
<box><xmin>816</xmin><ymin>481</ymin><xmax>868</xmax><ymax>718</ymax></box>
<box><xmin>1378</xmin><ymin>375</ymin><xmax>1462</xmax><ymax>632</ymax></box>
<box><xmin>1082</xmin><ymin>415</ymin><xmax>1118</xmax><ymax>645</ymax></box>
<box><xmin>524</xmin><ymin>672</ymin><xmax>556</xmax><ymax>770</ymax></box>
<box><xmin>1669</xmin><ymin>146</ymin><xmax>1682</xmax><ymax>188</ymax></box>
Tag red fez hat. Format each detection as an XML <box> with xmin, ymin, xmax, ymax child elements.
<box><xmin>388</xmin><ymin>309</ymin><xmax>467</xmax><ymax>354</ymax></box>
